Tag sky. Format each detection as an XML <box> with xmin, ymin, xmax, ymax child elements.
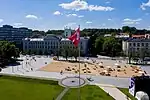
<box><xmin>0</xmin><ymin>0</ymin><xmax>150</xmax><ymax>31</ymax></box>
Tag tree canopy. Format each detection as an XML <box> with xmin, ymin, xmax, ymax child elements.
<box><xmin>0</xmin><ymin>41</ymin><xmax>20</xmax><ymax>68</ymax></box>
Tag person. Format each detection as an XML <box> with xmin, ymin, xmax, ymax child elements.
<box><xmin>31</xmin><ymin>68</ymin><xmax>33</xmax><ymax>71</ymax></box>
<box><xmin>60</xmin><ymin>70</ymin><xmax>63</xmax><ymax>75</ymax></box>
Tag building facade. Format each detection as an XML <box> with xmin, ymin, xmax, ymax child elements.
<box><xmin>0</xmin><ymin>25</ymin><xmax>32</xmax><ymax>49</ymax></box>
<box><xmin>122</xmin><ymin>38</ymin><xmax>150</xmax><ymax>56</ymax></box>
<box><xmin>60</xmin><ymin>37</ymin><xmax>89</xmax><ymax>56</ymax></box>
<box><xmin>23</xmin><ymin>28</ymin><xmax>89</xmax><ymax>56</ymax></box>
<box><xmin>23</xmin><ymin>34</ymin><xmax>60</xmax><ymax>55</ymax></box>
<box><xmin>63</xmin><ymin>27</ymin><xmax>72</xmax><ymax>38</ymax></box>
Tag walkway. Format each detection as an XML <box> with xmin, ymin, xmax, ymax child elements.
<box><xmin>56</xmin><ymin>87</ymin><xmax>69</xmax><ymax>100</ymax></box>
<box><xmin>96</xmin><ymin>83</ymin><xmax>131</xmax><ymax>100</ymax></box>
<box><xmin>141</xmin><ymin>66</ymin><xmax>150</xmax><ymax>75</ymax></box>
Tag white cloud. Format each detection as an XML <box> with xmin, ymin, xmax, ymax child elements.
<box><xmin>53</xmin><ymin>11</ymin><xmax>61</xmax><ymax>15</ymax></box>
<box><xmin>123</xmin><ymin>18</ymin><xmax>142</xmax><ymax>22</ymax></box>
<box><xmin>122</xmin><ymin>18</ymin><xmax>142</xmax><ymax>25</ymax></box>
<box><xmin>108</xmin><ymin>18</ymin><xmax>112</xmax><ymax>21</ymax></box>
<box><xmin>86</xmin><ymin>21</ymin><xmax>92</xmax><ymax>24</ymax></box>
<box><xmin>59</xmin><ymin>0</ymin><xmax>114</xmax><ymax>11</ymax></box>
<box><xmin>66</xmin><ymin>13</ymin><xmax>77</xmax><ymax>17</ymax></box>
<box><xmin>25</xmin><ymin>15</ymin><xmax>38</xmax><ymax>19</ymax></box>
<box><xmin>0</xmin><ymin>19</ymin><xmax>3</xmax><ymax>23</ymax></box>
<box><xmin>66</xmin><ymin>13</ymin><xmax>84</xmax><ymax>18</ymax></box>
<box><xmin>78</xmin><ymin>15</ymin><xmax>84</xmax><ymax>18</ymax></box>
<box><xmin>140</xmin><ymin>0</ymin><xmax>150</xmax><ymax>10</ymax></box>
<box><xmin>122</xmin><ymin>22</ymin><xmax>140</xmax><ymax>25</ymax></box>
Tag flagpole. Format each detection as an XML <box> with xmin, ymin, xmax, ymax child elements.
<box><xmin>78</xmin><ymin>25</ymin><xmax>81</xmax><ymax>100</ymax></box>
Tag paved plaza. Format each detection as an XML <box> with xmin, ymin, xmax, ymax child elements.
<box><xmin>0</xmin><ymin>55</ymin><xmax>130</xmax><ymax>88</ymax></box>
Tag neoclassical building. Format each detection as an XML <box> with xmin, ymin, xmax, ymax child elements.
<box><xmin>23</xmin><ymin>34</ymin><xmax>60</xmax><ymax>54</ymax></box>
<box><xmin>23</xmin><ymin>28</ymin><xmax>89</xmax><ymax>56</ymax></box>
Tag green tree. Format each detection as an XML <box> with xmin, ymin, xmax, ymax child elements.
<box><xmin>0</xmin><ymin>41</ymin><xmax>20</xmax><ymax>67</ymax></box>
<box><xmin>103</xmin><ymin>37</ymin><xmax>122</xmax><ymax>57</ymax></box>
<box><xmin>60</xmin><ymin>45</ymin><xmax>72</xmax><ymax>60</ymax></box>
<box><xmin>71</xmin><ymin>47</ymin><xmax>79</xmax><ymax>61</ymax></box>
<box><xmin>0</xmin><ymin>41</ymin><xmax>19</xmax><ymax>59</ymax></box>
<box><xmin>122</xmin><ymin>26</ymin><xmax>130</xmax><ymax>33</ymax></box>
<box><xmin>95</xmin><ymin>36</ymin><xmax>104</xmax><ymax>54</ymax></box>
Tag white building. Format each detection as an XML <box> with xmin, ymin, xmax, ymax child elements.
<box><xmin>23</xmin><ymin>34</ymin><xmax>60</xmax><ymax>55</ymax></box>
<box><xmin>23</xmin><ymin>28</ymin><xmax>89</xmax><ymax>56</ymax></box>
<box><xmin>60</xmin><ymin>37</ymin><xmax>89</xmax><ymax>56</ymax></box>
<box><xmin>122</xmin><ymin>38</ymin><xmax>150</xmax><ymax>56</ymax></box>
<box><xmin>104</xmin><ymin>33</ymin><xmax>129</xmax><ymax>39</ymax></box>
<box><xmin>63</xmin><ymin>27</ymin><xmax>72</xmax><ymax>38</ymax></box>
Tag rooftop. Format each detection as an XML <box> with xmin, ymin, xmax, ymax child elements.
<box><xmin>124</xmin><ymin>38</ymin><xmax>150</xmax><ymax>42</ymax></box>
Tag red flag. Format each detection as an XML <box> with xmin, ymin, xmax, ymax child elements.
<box><xmin>68</xmin><ymin>27</ymin><xmax>80</xmax><ymax>47</ymax></box>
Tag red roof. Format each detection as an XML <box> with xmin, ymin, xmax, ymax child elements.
<box><xmin>132</xmin><ymin>35</ymin><xmax>145</xmax><ymax>38</ymax></box>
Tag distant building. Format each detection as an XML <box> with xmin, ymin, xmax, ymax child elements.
<box><xmin>60</xmin><ymin>37</ymin><xmax>89</xmax><ymax>56</ymax></box>
<box><xmin>122</xmin><ymin>38</ymin><xmax>150</xmax><ymax>56</ymax></box>
<box><xmin>132</xmin><ymin>34</ymin><xmax>150</xmax><ymax>39</ymax></box>
<box><xmin>63</xmin><ymin>27</ymin><xmax>72</xmax><ymax>38</ymax></box>
<box><xmin>0</xmin><ymin>25</ymin><xmax>32</xmax><ymax>49</ymax></box>
<box><xmin>23</xmin><ymin>27</ymin><xmax>89</xmax><ymax>56</ymax></box>
<box><xmin>104</xmin><ymin>33</ymin><xmax>130</xmax><ymax>39</ymax></box>
<box><xmin>23</xmin><ymin>34</ymin><xmax>60</xmax><ymax>55</ymax></box>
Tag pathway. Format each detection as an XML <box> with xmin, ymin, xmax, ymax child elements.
<box><xmin>56</xmin><ymin>87</ymin><xmax>69</xmax><ymax>100</ymax></box>
<box><xmin>96</xmin><ymin>83</ymin><xmax>131</xmax><ymax>100</ymax></box>
<box><xmin>141</xmin><ymin>66</ymin><xmax>150</xmax><ymax>75</ymax></box>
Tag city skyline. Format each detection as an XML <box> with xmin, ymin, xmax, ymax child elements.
<box><xmin>0</xmin><ymin>0</ymin><xmax>150</xmax><ymax>31</ymax></box>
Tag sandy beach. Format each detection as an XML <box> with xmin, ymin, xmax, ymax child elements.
<box><xmin>39</xmin><ymin>59</ymin><xmax>145</xmax><ymax>78</ymax></box>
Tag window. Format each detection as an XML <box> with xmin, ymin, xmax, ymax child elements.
<box><xmin>137</xmin><ymin>48</ymin><xmax>139</xmax><ymax>50</ymax></box>
<box><xmin>146</xmin><ymin>43</ymin><xmax>148</xmax><ymax>46</ymax></box>
<box><xmin>129</xmin><ymin>43</ymin><xmax>132</xmax><ymax>46</ymax></box>
<box><xmin>137</xmin><ymin>43</ymin><xmax>140</xmax><ymax>46</ymax></box>
<box><xmin>142</xmin><ymin>43</ymin><xmax>144</xmax><ymax>46</ymax></box>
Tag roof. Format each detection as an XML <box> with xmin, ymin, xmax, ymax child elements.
<box><xmin>30</xmin><ymin>38</ymin><xmax>44</xmax><ymax>41</ymax></box>
<box><xmin>124</xmin><ymin>38</ymin><xmax>150</xmax><ymax>42</ymax></box>
<box><xmin>132</xmin><ymin>35</ymin><xmax>145</xmax><ymax>38</ymax></box>
<box><xmin>61</xmin><ymin>38</ymin><xmax>71</xmax><ymax>41</ymax></box>
<box><xmin>24</xmin><ymin>38</ymin><xmax>44</xmax><ymax>41</ymax></box>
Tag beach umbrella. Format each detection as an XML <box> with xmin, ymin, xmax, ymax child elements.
<box><xmin>138</xmin><ymin>71</ymin><xmax>144</xmax><ymax>74</ymax></box>
<box><xmin>103</xmin><ymin>70</ymin><xmax>108</xmax><ymax>73</ymax></box>
<box><xmin>106</xmin><ymin>66</ymin><xmax>111</xmax><ymax>68</ymax></box>
<box><xmin>99</xmin><ymin>63</ymin><xmax>103</xmax><ymax>66</ymax></box>
<box><xmin>115</xmin><ymin>63</ymin><xmax>119</xmax><ymax>66</ymax></box>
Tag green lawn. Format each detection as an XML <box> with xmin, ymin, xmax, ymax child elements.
<box><xmin>0</xmin><ymin>75</ymin><xmax>63</xmax><ymax>100</ymax></box>
<box><xmin>62</xmin><ymin>85</ymin><xmax>114</xmax><ymax>100</ymax></box>
<box><xmin>119</xmin><ymin>88</ymin><xmax>137</xmax><ymax>100</ymax></box>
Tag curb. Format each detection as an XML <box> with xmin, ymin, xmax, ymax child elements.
<box><xmin>0</xmin><ymin>73</ymin><xmax>60</xmax><ymax>81</ymax></box>
<box><xmin>95</xmin><ymin>83</ymin><xmax>116</xmax><ymax>88</ymax></box>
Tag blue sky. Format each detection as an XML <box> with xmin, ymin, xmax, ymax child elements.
<box><xmin>0</xmin><ymin>0</ymin><xmax>150</xmax><ymax>31</ymax></box>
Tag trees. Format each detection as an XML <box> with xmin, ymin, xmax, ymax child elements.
<box><xmin>0</xmin><ymin>41</ymin><xmax>20</xmax><ymax>67</ymax></box>
<box><xmin>0</xmin><ymin>41</ymin><xmax>19</xmax><ymax>59</ymax></box>
<box><xmin>60</xmin><ymin>45</ymin><xmax>72</xmax><ymax>60</ymax></box>
<box><xmin>102</xmin><ymin>37</ymin><xmax>122</xmax><ymax>57</ymax></box>
<box><xmin>71</xmin><ymin>47</ymin><xmax>79</xmax><ymax>61</ymax></box>
<box><xmin>46</xmin><ymin>30</ymin><xmax>64</xmax><ymax>35</ymax></box>
<box><xmin>60</xmin><ymin>44</ymin><xmax>80</xmax><ymax>61</ymax></box>
<box><xmin>95</xmin><ymin>37</ymin><xmax>104</xmax><ymax>54</ymax></box>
